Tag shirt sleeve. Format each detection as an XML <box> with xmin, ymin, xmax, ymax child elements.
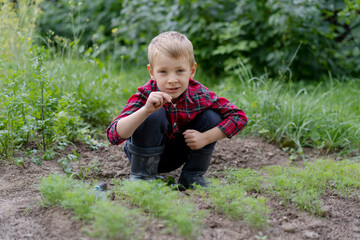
<box><xmin>208</xmin><ymin>91</ymin><xmax>247</xmax><ymax>138</ymax></box>
<box><xmin>106</xmin><ymin>84</ymin><xmax>150</xmax><ymax>145</ymax></box>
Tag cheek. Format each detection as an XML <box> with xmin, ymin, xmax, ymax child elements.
<box><xmin>181</xmin><ymin>79</ymin><xmax>189</xmax><ymax>88</ymax></box>
<box><xmin>156</xmin><ymin>80</ymin><xmax>165</xmax><ymax>90</ymax></box>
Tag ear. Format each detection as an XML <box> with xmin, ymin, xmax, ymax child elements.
<box><xmin>190</xmin><ymin>62</ymin><xmax>197</xmax><ymax>78</ymax></box>
<box><xmin>147</xmin><ymin>64</ymin><xmax>155</xmax><ymax>80</ymax></box>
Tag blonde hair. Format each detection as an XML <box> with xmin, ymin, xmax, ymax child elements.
<box><xmin>148</xmin><ymin>31</ymin><xmax>195</xmax><ymax>67</ymax></box>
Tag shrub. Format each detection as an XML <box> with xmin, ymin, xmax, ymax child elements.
<box><xmin>36</xmin><ymin>0</ymin><xmax>360</xmax><ymax>80</ymax></box>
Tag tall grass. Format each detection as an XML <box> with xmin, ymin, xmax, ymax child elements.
<box><xmin>0</xmin><ymin>0</ymin><xmax>40</xmax><ymax>64</ymax></box>
<box><xmin>44</xmin><ymin>58</ymin><xmax>147</xmax><ymax>128</ymax></box>
<box><xmin>213</xmin><ymin>67</ymin><xmax>360</xmax><ymax>156</ymax></box>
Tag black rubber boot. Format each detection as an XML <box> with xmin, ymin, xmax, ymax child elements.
<box><xmin>126</xmin><ymin>141</ymin><xmax>164</xmax><ymax>181</ymax></box>
<box><xmin>178</xmin><ymin>148</ymin><xmax>213</xmax><ymax>190</ymax></box>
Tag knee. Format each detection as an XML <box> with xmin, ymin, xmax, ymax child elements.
<box><xmin>194</xmin><ymin>109</ymin><xmax>222</xmax><ymax>132</ymax></box>
<box><xmin>135</xmin><ymin>108</ymin><xmax>168</xmax><ymax>134</ymax></box>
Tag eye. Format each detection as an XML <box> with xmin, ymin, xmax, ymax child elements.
<box><xmin>177</xmin><ymin>69</ymin><xmax>185</xmax><ymax>73</ymax></box>
<box><xmin>159</xmin><ymin>70</ymin><xmax>167</xmax><ymax>74</ymax></box>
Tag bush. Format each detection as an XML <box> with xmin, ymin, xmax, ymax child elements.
<box><xmin>36</xmin><ymin>0</ymin><xmax>360</xmax><ymax>80</ymax></box>
<box><xmin>36</xmin><ymin>0</ymin><xmax>124</xmax><ymax>58</ymax></box>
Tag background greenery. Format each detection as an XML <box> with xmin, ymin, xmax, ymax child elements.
<box><xmin>1</xmin><ymin>0</ymin><xmax>359</xmax><ymax>162</ymax></box>
<box><xmin>36</xmin><ymin>0</ymin><xmax>360</xmax><ymax>80</ymax></box>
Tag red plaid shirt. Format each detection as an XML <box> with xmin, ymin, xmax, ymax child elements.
<box><xmin>107</xmin><ymin>79</ymin><xmax>247</xmax><ymax>145</ymax></box>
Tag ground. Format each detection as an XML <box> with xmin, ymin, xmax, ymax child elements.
<box><xmin>1</xmin><ymin>136</ymin><xmax>360</xmax><ymax>240</ymax></box>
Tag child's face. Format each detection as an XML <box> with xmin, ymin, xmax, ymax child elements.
<box><xmin>147</xmin><ymin>54</ymin><xmax>197</xmax><ymax>100</ymax></box>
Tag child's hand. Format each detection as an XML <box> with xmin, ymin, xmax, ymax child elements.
<box><xmin>144</xmin><ymin>92</ymin><xmax>172</xmax><ymax>113</ymax></box>
<box><xmin>183</xmin><ymin>129</ymin><xmax>209</xmax><ymax>150</ymax></box>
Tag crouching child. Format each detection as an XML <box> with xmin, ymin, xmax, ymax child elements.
<box><xmin>107</xmin><ymin>31</ymin><xmax>247</xmax><ymax>189</ymax></box>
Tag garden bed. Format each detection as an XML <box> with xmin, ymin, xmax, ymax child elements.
<box><xmin>1</xmin><ymin>136</ymin><xmax>359</xmax><ymax>240</ymax></box>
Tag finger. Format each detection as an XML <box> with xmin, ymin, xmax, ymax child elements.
<box><xmin>150</xmin><ymin>92</ymin><xmax>167</xmax><ymax>103</ymax></box>
<box><xmin>183</xmin><ymin>130</ymin><xmax>193</xmax><ymax>136</ymax></box>
<box><xmin>183</xmin><ymin>133</ymin><xmax>193</xmax><ymax>140</ymax></box>
<box><xmin>151</xmin><ymin>96</ymin><xmax>161</xmax><ymax>106</ymax></box>
<box><xmin>153</xmin><ymin>95</ymin><xmax>164</xmax><ymax>106</ymax></box>
<box><xmin>156</xmin><ymin>92</ymin><xmax>172</xmax><ymax>103</ymax></box>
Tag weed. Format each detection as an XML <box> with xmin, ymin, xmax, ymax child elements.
<box><xmin>43</xmin><ymin>149</ymin><xmax>56</xmax><ymax>161</ymax></box>
<box><xmin>0</xmin><ymin>0</ymin><xmax>39</xmax><ymax>64</ymax></box>
<box><xmin>57</xmin><ymin>156</ymin><xmax>73</xmax><ymax>175</ymax></box>
<box><xmin>13</xmin><ymin>157</ymin><xmax>24</xmax><ymax>167</ymax></box>
<box><xmin>53</xmin><ymin>92</ymin><xmax>90</xmax><ymax>144</ymax></box>
<box><xmin>57</xmin><ymin>150</ymin><xmax>99</xmax><ymax>179</ymax></box>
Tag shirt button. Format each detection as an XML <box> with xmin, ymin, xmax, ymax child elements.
<box><xmin>173</xmin><ymin>123</ymin><xmax>177</xmax><ymax>127</ymax></box>
<box><xmin>173</xmin><ymin>104</ymin><xmax>176</xmax><ymax>108</ymax></box>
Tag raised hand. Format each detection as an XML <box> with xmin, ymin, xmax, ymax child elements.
<box><xmin>144</xmin><ymin>92</ymin><xmax>172</xmax><ymax>113</ymax></box>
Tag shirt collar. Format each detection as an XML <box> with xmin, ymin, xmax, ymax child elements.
<box><xmin>179</xmin><ymin>83</ymin><xmax>194</xmax><ymax>104</ymax></box>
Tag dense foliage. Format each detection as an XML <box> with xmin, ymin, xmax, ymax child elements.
<box><xmin>37</xmin><ymin>0</ymin><xmax>360</xmax><ymax>80</ymax></box>
<box><xmin>1</xmin><ymin>1</ymin><xmax>359</xmax><ymax>162</ymax></box>
<box><xmin>0</xmin><ymin>46</ymin><xmax>92</xmax><ymax>161</ymax></box>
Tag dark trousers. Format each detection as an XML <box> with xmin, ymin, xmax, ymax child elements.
<box><xmin>124</xmin><ymin>108</ymin><xmax>222</xmax><ymax>173</ymax></box>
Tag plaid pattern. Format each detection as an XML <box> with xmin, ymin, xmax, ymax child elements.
<box><xmin>107</xmin><ymin>79</ymin><xmax>247</xmax><ymax>145</ymax></box>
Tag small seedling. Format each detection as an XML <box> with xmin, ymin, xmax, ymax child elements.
<box><xmin>195</xmin><ymin>178</ymin><xmax>270</xmax><ymax>230</ymax></box>
<box><xmin>39</xmin><ymin>174</ymin><xmax>146</xmax><ymax>240</ymax></box>
<box><xmin>14</xmin><ymin>157</ymin><xmax>24</xmax><ymax>167</ymax></box>
<box><xmin>115</xmin><ymin>179</ymin><xmax>205</xmax><ymax>239</ymax></box>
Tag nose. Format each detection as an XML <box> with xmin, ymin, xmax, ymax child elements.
<box><xmin>167</xmin><ymin>73</ymin><xmax>178</xmax><ymax>84</ymax></box>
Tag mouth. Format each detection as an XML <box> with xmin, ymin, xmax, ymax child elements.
<box><xmin>167</xmin><ymin>87</ymin><xmax>180</xmax><ymax>94</ymax></box>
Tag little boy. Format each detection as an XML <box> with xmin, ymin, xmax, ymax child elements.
<box><xmin>107</xmin><ymin>31</ymin><xmax>247</xmax><ymax>189</ymax></box>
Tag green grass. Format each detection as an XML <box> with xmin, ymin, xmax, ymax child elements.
<box><xmin>212</xmin><ymin>73</ymin><xmax>360</xmax><ymax>157</ymax></box>
<box><xmin>0</xmin><ymin>0</ymin><xmax>38</xmax><ymax>65</ymax></box>
<box><xmin>44</xmin><ymin>58</ymin><xmax>146</xmax><ymax>128</ymax></box>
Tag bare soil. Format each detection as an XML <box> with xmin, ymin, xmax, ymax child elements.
<box><xmin>1</xmin><ymin>136</ymin><xmax>360</xmax><ymax>240</ymax></box>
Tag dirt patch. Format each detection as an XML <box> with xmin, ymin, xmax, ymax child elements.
<box><xmin>1</xmin><ymin>136</ymin><xmax>359</xmax><ymax>239</ymax></box>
